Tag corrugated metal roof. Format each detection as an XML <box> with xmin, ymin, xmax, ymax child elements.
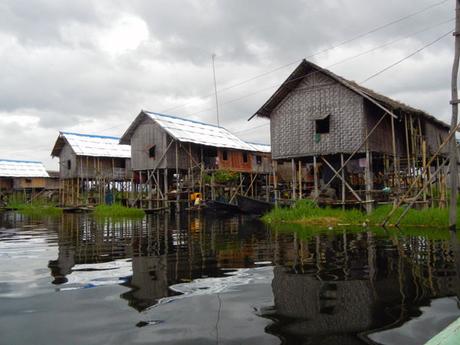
<box><xmin>58</xmin><ymin>132</ymin><xmax>131</xmax><ymax>158</ymax></box>
<box><xmin>0</xmin><ymin>159</ymin><xmax>49</xmax><ymax>178</ymax></box>
<box><xmin>245</xmin><ymin>142</ymin><xmax>271</xmax><ymax>153</ymax></box>
<box><xmin>145</xmin><ymin>111</ymin><xmax>258</xmax><ymax>151</ymax></box>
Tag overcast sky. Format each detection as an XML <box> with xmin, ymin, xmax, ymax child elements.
<box><xmin>0</xmin><ymin>0</ymin><xmax>455</xmax><ymax>169</ymax></box>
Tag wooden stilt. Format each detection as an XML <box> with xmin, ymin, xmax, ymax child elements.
<box><xmin>175</xmin><ymin>141</ymin><xmax>180</xmax><ymax>212</ymax></box>
<box><xmin>365</xmin><ymin>149</ymin><xmax>373</xmax><ymax>214</ymax></box>
<box><xmin>273</xmin><ymin>161</ymin><xmax>278</xmax><ymax>206</ymax></box>
<box><xmin>298</xmin><ymin>160</ymin><xmax>302</xmax><ymax>199</ymax></box>
<box><xmin>313</xmin><ymin>156</ymin><xmax>318</xmax><ymax>198</ymax></box>
<box><xmin>291</xmin><ymin>158</ymin><xmax>296</xmax><ymax>200</ymax></box>
<box><xmin>341</xmin><ymin>153</ymin><xmax>346</xmax><ymax>209</ymax></box>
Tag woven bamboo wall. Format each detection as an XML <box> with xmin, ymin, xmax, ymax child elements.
<box><xmin>270</xmin><ymin>71</ymin><xmax>365</xmax><ymax>159</ymax></box>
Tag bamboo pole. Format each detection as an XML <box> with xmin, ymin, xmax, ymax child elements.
<box><xmin>395</xmin><ymin>158</ymin><xmax>449</xmax><ymax>226</ymax></box>
<box><xmin>273</xmin><ymin>160</ymin><xmax>278</xmax><ymax>206</ymax></box>
<box><xmin>341</xmin><ymin>153</ymin><xmax>346</xmax><ymax>209</ymax></box>
<box><xmin>321</xmin><ymin>157</ymin><xmax>363</xmax><ymax>203</ymax></box>
<box><xmin>313</xmin><ymin>156</ymin><xmax>318</xmax><ymax>198</ymax></box>
<box><xmin>391</xmin><ymin>114</ymin><xmax>399</xmax><ymax>199</ymax></box>
<box><xmin>365</xmin><ymin>149</ymin><xmax>373</xmax><ymax>214</ymax></box>
<box><xmin>422</xmin><ymin>140</ymin><xmax>427</xmax><ymax>206</ymax></box>
<box><xmin>298</xmin><ymin>160</ymin><xmax>302</xmax><ymax>200</ymax></box>
<box><xmin>449</xmin><ymin>0</ymin><xmax>460</xmax><ymax>229</ymax></box>
<box><xmin>382</xmin><ymin>117</ymin><xmax>460</xmax><ymax>225</ymax></box>
<box><xmin>291</xmin><ymin>158</ymin><xmax>296</xmax><ymax>200</ymax></box>
<box><xmin>175</xmin><ymin>141</ymin><xmax>180</xmax><ymax>212</ymax></box>
<box><xmin>313</xmin><ymin>111</ymin><xmax>388</xmax><ymax>203</ymax></box>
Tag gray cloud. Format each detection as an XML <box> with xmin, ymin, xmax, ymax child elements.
<box><xmin>0</xmin><ymin>0</ymin><xmax>455</xmax><ymax>169</ymax></box>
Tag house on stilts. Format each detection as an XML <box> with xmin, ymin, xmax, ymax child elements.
<box><xmin>120</xmin><ymin>111</ymin><xmax>272</xmax><ymax>210</ymax></box>
<box><xmin>51</xmin><ymin>132</ymin><xmax>132</xmax><ymax>206</ymax></box>
<box><xmin>0</xmin><ymin>159</ymin><xmax>50</xmax><ymax>204</ymax></box>
<box><xmin>250</xmin><ymin>59</ymin><xmax>450</xmax><ymax>211</ymax></box>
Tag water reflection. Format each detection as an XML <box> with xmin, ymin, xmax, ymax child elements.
<box><xmin>1</xmin><ymin>211</ymin><xmax>460</xmax><ymax>344</ymax></box>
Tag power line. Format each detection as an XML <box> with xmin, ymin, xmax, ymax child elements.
<box><xmin>201</xmin><ymin>24</ymin><xmax>453</xmax><ymax>121</ymax></box>
<box><xmin>361</xmin><ymin>29</ymin><xmax>452</xmax><ymax>83</ymax></box>
<box><xmin>97</xmin><ymin>18</ymin><xmax>453</xmax><ymax>138</ymax></box>
<box><xmin>160</xmin><ymin>0</ymin><xmax>449</xmax><ymax>114</ymax></box>
<box><xmin>232</xmin><ymin>26</ymin><xmax>453</xmax><ymax>134</ymax></box>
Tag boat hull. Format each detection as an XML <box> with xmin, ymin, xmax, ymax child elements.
<box><xmin>236</xmin><ymin>195</ymin><xmax>274</xmax><ymax>215</ymax></box>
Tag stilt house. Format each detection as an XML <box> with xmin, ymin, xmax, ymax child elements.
<box><xmin>51</xmin><ymin>132</ymin><xmax>132</xmax><ymax>206</ymax></box>
<box><xmin>0</xmin><ymin>159</ymin><xmax>50</xmax><ymax>202</ymax></box>
<box><xmin>120</xmin><ymin>111</ymin><xmax>272</xmax><ymax>208</ymax></box>
<box><xmin>250</xmin><ymin>59</ymin><xmax>450</xmax><ymax>209</ymax></box>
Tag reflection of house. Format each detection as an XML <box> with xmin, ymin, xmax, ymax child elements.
<box><xmin>122</xmin><ymin>256</ymin><xmax>170</xmax><ymax>311</ymax></box>
<box><xmin>266</xmin><ymin>233</ymin><xmax>460</xmax><ymax>344</ymax></box>
<box><xmin>120</xmin><ymin>111</ymin><xmax>272</xmax><ymax>207</ymax></box>
<box><xmin>51</xmin><ymin>132</ymin><xmax>132</xmax><ymax>206</ymax></box>
<box><xmin>0</xmin><ymin>159</ymin><xmax>50</xmax><ymax>201</ymax></box>
<box><xmin>272</xmin><ymin>267</ymin><xmax>375</xmax><ymax>335</ymax></box>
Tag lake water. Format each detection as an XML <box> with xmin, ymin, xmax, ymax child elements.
<box><xmin>1</xmin><ymin>211</ymin><xmax>459</xmax><ymax>345</ymax></box>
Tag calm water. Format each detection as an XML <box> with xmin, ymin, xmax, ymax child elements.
<box><xmin>0</xmin><ymin>211</ymin><xmax>459</xmax><ymax>345</ymax></box>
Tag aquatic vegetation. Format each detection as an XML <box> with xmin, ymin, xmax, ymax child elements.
<box><xmin>262</xmin><ymin>199</ymin><xmax>459</xmax><ymax>228</ymax></box>
<box><xmin>7</xmin><ymin>200</ymin><xmax>63</xmax><ymax>217</ymax></box>
<box><xmin>93</xmin><ymin>204</ymin><xmax>145</xmax><ymax>218</ymax></box>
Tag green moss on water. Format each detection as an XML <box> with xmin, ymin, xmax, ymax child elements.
<box><xmin>7</xmin><ymin>201</ymin><xmax>63</xmax><ymax>217</ymax></box>
<box><xmin>262</xmin><ymin>199</ymin><xmax>458</xmax><ymax>228</ymax></box>
<box><xmin>93</xmin><ymin>204</ymin><xmax>145</xmax><ymax>218</ymax></box>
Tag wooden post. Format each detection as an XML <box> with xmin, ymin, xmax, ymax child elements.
<box><xmin>313</xmin><ymin>156</ymin><xmax>318</xmax><ymax>198</ymax></box>
<box><xmin>422</xmin><ymin>140</ymin><xmax>427</xmax><ymax>206</ymax></box>
<box><xmin>291</xmin><ymin>158</ymin><xmax>296</xmax><ymax>200</ymax></box>
<box><xmin>156</xmin><ymin>169</ymin><xmax>160</xmax><ymax>209</ymax></box>
<box><xmin>164</xmin><ymin>169</ymin><xmax>169</xmax><ymax>209</ymax></box>
<box><xmin>175</xmin><ymin>141</ymin><xmax>180</xmax><ymax>212</ymax></box>
<box><xmin>341</xmin><ymin>153</ymin><xmax>346</xmax><ymax>209</ymax></box>
<box><xmin>390</xmin><ymin>114</ymin><xmax>399</xmax><ymax>201</ymax></box>
<box><xmin>273</xmin><ymin>160</ymin><xmax>278</xmax><ymax>206</ymax></box>
<box><xmin>211</xmin><ymin>173</ymin><xmax>215</xmax><ymax>200</ymax></box>
<box><xmin>200</xmin><ymin>147</ymin><xmax>204</xmax><ymax>200</ymax></box>
<box><xmin>449</xmin><ymin>0</ymin><xmax>460</xmax><ymax>229</ymax></box>
<box><xmin>298</xmin><ymin>160</ymin><xmax>302</xmax><ymax>199</ymax></box>
<box><xmin>265</xmin><ymin>173</ymin><xmax>269</xmax><ymax>202</ymax></box>
<box><xmin>189</xmin><ymin>143</ymin><xmax>194</xmax><ymax>206</ymax></box>
<box><xmin>365</xmin><ymin>149</ymin><xmax>373</xmax><ymax>214</ymax></box>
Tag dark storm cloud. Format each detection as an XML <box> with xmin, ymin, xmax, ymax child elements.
<box><xmin>0</xmin><ymin>0</ymin><xmax>455</xmax><ymax>168</ymax></box>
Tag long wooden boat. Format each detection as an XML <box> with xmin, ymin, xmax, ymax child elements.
<box><xmin>236</xmin><ymin>194</ymin><xmax>274</xmax><ymax>215</ymax></box>
<box><xmin>205</xmin><ymin>200</ymin><xmax>241</xmax><ymax>214</ymax></box>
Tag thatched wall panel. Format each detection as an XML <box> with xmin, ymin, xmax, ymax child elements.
<box><xmin>270</xmin><ymin>72</ymin><xmax>365</xmax><ymax>159</ymax></box>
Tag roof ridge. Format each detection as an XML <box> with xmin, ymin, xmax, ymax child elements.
<box><xmin>0</xmin><ymin>159</ymin><xmax>43</xmax><ymax>164</ymax></box>
<box><xmin>144</xmin><ymin>110</ymin><xmax>223</xmax><ymax>129</ymax></box>
<box><xmin>61</xmin><ymin>131</ymin><xmax>122</xmax><ymax>141</ymax></box>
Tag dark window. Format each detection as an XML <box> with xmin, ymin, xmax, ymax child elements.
<box><xmin>115</xmin><ymin>159</ymin><xmax>126</xmax><ymax>169</ymax></box>
<box><xmin>25</xmin><ymin>178</ymin><xmax>32</xmax><ymax>183</ymax></box>
<box><xmin>242</xmin><ymin>152</ymin><xmax>248</xmax><ymax>163</ymax></box>
<box><xmin>149</xmin><ymin>145</ymin><xmax>156</xmax><ymax>159</ymax></box>
<box><xmin>315</xmin><ymin>115</ymin><xmax>330</xmax><ymax>134</ymax></box>
<box><xmin>67</xmin><ymin>160</ymin><xmax>71</xmax><ymax>170</ymax></box>
<box><xmin>256</xmin><ymin>155</ymin><xmax>262</xmax><ymax>165</ymax></box>
<box><xmin>223</xmin><ymin>150</ymin><xmax>228</xmax><ymax>161</ymax></box>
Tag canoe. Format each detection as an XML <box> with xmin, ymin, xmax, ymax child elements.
<box><xmin>205</xmin><ymin>200</ymin><xmax>241</xmax><ymax>214</ymax></box>
<box><xmin>236</xmin><ymin>194</ymin><xmax>274</xmax><ymax>215</ymax></box>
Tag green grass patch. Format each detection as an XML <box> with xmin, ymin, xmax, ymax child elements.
<box><xmin>262</xmin><ymin>199</ymin><xmax>457</xmax><ymax>228</ymax></box>
<box><xmin>93</xmin><ymin>204</ymin><xmax>145</xmax><ymax>218</ymax></box>
<box><xmin>7</xmin><ymin>200</ymin><xmax>63</xmax><ymax>217</ymax></box>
